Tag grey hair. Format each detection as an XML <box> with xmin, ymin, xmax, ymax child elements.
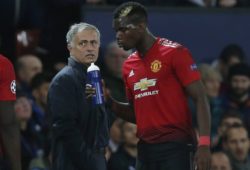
<box><xmin>66</xmin><ymin>22</ymin><xmax>101</xmax><ymax>46</ymax></box>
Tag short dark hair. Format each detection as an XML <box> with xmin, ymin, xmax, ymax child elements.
<box><xmin>31</xmin><ymin>72</ymin><xmax>53</xmax><ymax>90</ymax></box>
<box><xmin>113</xmin><ymin>2</ymin><xmax>148</xmax><ymax>24</ymax></box>
<box><xmin>223</xmin><ymin>123</ymin><xmax>248</xmax><ymax>142</ymax></box>
<box><xmin>227</xmin><ymin>63</ymin><xmax>250</xmax><ymax>81</ymax></box>
<box><xmin>219</xmin><ymin>44</ymin><xmax>245</xmax><ymax>64</ymax></box>
<box><xmin>219</xmin><ymin>109</ymin><xmax>242</xmax><ymax>126</ymax></box>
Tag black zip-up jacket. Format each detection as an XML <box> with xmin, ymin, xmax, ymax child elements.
<box><xmin>47</xmin><ymin>57</ymin><xmax>109</xmax><ymax>170</ymax></box>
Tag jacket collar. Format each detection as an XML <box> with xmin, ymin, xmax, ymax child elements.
<box><xmin>68</xmin><ymin>56</ymin><xmax>88</xmax><ymax>72</ymax></box>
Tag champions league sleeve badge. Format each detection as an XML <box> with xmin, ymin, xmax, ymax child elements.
<box><xmin>10</xmin><ymin>80</ymin><xmax>16</xmax><ymax>94</ymax></box>
<box><xmin>190</xmin><ymin>63</ymin><xmax>198</xmax><ymax>71</ymax></box>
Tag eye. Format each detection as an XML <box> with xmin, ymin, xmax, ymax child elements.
<box><xmin>91</xmin><ymin>40</ymin><xmax>97</xmax><ymax>45</ymax></box>
<box><xmin>90</xmin><ymin>40</ymin><xmax>99</xmax><ymax>47</ymax></box>
<box><xmin>79</xmin><ymin>40</ymin><xmax>87</xmax><ymax>47</ymax></box>
<box><xmin>117</xmin><ymin>27</ymin><xmax>128</xmax><ymax>33</ymax></box>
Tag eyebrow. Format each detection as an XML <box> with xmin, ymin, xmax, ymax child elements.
<box><xmin>126</xmin><ymin>24</ymin><xmax>137</xmax><ymax>29</ymax></box>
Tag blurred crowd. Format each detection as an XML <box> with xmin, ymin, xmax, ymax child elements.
<box><xmin>9</xmin><ymin>41</ymin><xmax>250</xmax><ymax>170</ymax></box>
<box><xmin>0</xmin><ymin>0</ymin><xmax>250</xmax><ymax>170</ymax></box>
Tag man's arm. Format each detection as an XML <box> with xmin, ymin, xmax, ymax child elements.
<box><xmin>86</xmin><ymin>84</ymin><xmax>136</xmax><ymax>123</ymax></box>
<box><xmin>185</xmin><ymin>80</ymin><xmax>210</xmax><ymax>136</ymax></box>
<box><xmin>0</xmin><ymin>101</ymin><xmax>21</xmax><ymax>170</ymax></box>
<box><xmin>185</xmin><ymin>80</ymin><xmax>211</xmax><ymax>170</ymax></box>
<box><xmin>110</xmin><ymin>98</ymin><xmax>136</xmax><ymax>123</ymax></box>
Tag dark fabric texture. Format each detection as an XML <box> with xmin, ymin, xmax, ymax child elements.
<box><xmin>136</xmin><ymin>141</ymin><xmax>195</xmax><ymax>170</ymax></box>
<box><xmin>48</xmin><ymin>57</ymin><xmax>109</xmax><ymax>170</ymax></box>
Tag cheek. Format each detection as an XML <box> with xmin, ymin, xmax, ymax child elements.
<box><xmin>243</xmin><ymin>81</ymin><xmax>250</xmax><ymax>88</ymax></box>
<box><xmin>15</xmin><ymin>105</ymin><xmax>23</xmax><ymax>115</ymax></box>
<box><xmin>42</xmin><ymin>88</ymin><xmax>49</xmax><ymax>97</ymax></box>
<box><xmin>124</xmin><ymin>32</ymin><xmax>137</xmax><ymax>43</ymax></box>
<box><xmin>93</xmin><ymin>49</ymin><xmax>99</xmax><ymax>56</ymax></box>
<box><xmin>231</xmin><ymin>82</ymin><xmax>239</xmax><ymax>88</ymax></box>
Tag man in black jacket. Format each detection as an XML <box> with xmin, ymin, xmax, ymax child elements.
<box><xmin>47</xmin><ymin>22</ymin><xmax>109</xmax><ymax>170</ymax></box>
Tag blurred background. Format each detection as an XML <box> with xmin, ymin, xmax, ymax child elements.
<box><xmin>1</xmin><ymin>0</ymin><xmax>250</xmax><ymax>170</ymax></box>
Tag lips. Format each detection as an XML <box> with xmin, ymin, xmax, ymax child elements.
<box><xmin>117</xmin><ymin>41</ymin><xmax>124</xmax><ymax>48</ymax></box>
<box><xmin>86</xmin><ymin>54</ymin><xmax>94</xmax><ymax>57</ymax></box>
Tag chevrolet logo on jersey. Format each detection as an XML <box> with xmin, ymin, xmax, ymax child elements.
<box><xmin>134</xmin><ymin>78</ymin><xmax>157</xmax><ymax>91</ymax></box>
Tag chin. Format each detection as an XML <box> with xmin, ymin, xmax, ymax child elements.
<box><xmin>84</xmin><ymin>59</ymin><xmax>96</xmax><ymax>65</ymax></box>
<box><xmin>123</xmin><ymin>46</ymin><xmax>132</xmax><ymax>51</ymax></box>
<box><xmin>120</xmin><ymin>44</ymin><xmax>132</xmax><ymax>51</ymax></box>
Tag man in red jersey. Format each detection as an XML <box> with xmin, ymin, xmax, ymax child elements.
<box><xmin>87</xmin><ymin>2</ymin><xmax>211</xmax><ymax>170</ymax></box>
<box><xmin>0</xmin><ymin>54</ymin><xmax>21</xmax><ymax>170</ymax></box>
<box><xmin>111</xmin><ymin>2</ymin><xmax>211</xmax><ymax>170</ymax></box>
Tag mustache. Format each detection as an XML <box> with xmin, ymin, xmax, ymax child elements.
<box><xmin>85</xmin><ymin>53</ymin><xmax>95</xmax><ymax>57</ymax></box>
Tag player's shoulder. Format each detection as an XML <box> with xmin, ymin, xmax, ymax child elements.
<box><xmin>124</xmin><ymin>51</ymin><xmax>139</xmax><ymax>64</ymax></box>
<box><xmin>127</xmin><ymin>51</ymin><xmax>138</xmax><ymax>59</ymax></box>
<box><xmin>0</xmin><ymin>54</ymin><xmax>15</xmax><ymax>75</ymax></box>
<box><xmin>158</xmin><ymin>38</ymin><xmax>191</xmax><ymax>56</ymax></box>
<box><xmin>158</xmin><ymin>38</ymin><xmax>187</xmax><ymax>51</ymax></box>
<box><xmin>122</xmin><ymin>52</ymin><xmax>139</xmax><ymax>74</ymax></box>
<box><xmin>0</xmin><ymin>54</ymin><xmax>14</xmax><ymax>68</ymax></box>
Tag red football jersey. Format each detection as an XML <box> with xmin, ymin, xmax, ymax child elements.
<box><xmin>0</xmin><ymin>54</ymin><xmax>16</xmax><ymax>101</ymax></box>
<box><xmin>122</xmin><ymin>38</ymin><xmax>200</xmax><ymax>144</ymax></box>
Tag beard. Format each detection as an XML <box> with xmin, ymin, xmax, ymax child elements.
<box><xmin>231</xmin><ymin>88</ymin><xmax>249</xmax><ymax>98</ymax></box>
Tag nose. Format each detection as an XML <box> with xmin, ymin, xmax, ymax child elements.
<box><xmin>85</xmin><ymin>43</ymin><xmax>95</xmax><ymax>51</ymax></box>
<box><xmin>116</xmin><ymin>31</ymin><xmax>123</xmax><ymax>40</ymax></box>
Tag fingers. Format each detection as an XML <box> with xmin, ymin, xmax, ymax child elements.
<box><xmin>86</xmin><ymin>94</ymin><xmax>94</xmax><ymax>99</ymax></box>
<box><xmin>194</xmin><ymin>146</ymin><xmax>211</xmax><ymax>170</ymax></box>
<box><xmin>101</xmin><ymin>79</ymin><xmax>106</xmax><ymax>89</ymax></box>
<box><xmin>85</xmin><ymin>84</ymin><xmax>96</xmax><ymax>99</ymax></box>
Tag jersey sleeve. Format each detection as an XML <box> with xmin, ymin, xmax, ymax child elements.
<box><xmin>0</xmin><ymin>56</ymin><xmax>16</xmax><ymax>101</ymax></box>
<box><xmin>122</xmin><ymin>64</ymin><xmax>133</xmax><ymax>102</ymax></box>
<box><xmin>171</xmin><ymin>47</ymin><xmax>200</xmax><ymax>86</ymax></box>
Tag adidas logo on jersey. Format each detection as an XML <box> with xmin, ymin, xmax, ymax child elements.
<box><xmin>129</xmin><ymin>70</ymin><xmax>135</xmax><ymax>77</ymax></box>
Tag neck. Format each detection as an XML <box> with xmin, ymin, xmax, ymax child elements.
<box><xmin>70</xmin><ymin>56</ymin><xmax>90</xmax><ymax>67</ymax></box>
<box><xmin>136</xmin><ymin>29</ymin><xmax>156</xmax><ymax>57</ymax></box>
<box><xmin>124</xmin><ymin>145</ymin><xmax>137</xmax><ymax>158</ymax></box>
<box><xmin>71</xmin><ymin>56</ymin><xmax>79</xmax><ymax>63</ymax></box>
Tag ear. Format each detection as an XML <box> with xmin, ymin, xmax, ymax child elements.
<box><xmin>67</xmin><ymin>44</ymin><xmax>72</xmax><ymax>51</ymax></box>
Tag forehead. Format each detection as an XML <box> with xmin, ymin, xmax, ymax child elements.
<box><xmin>113</xmin><ymin>17</ymin><xmax>132</xmax><ymax>29</ymax></box>
<box><xmin>223</xmin><ymin>117</ymin><xmax>241</xmax><ymax>124</ymax></box>
<box><xmin>231</xmin><ymin>75</ymin><xmax>250</xmax><ymax>82</ymax></box>
<box><xmin>75</xmin><ymin>29</ymin><xmax>99</xmax><ymax>41</ymax></box>
<box><xmin>228</xmin><ymin>128</ymin><xmax>247</xmax><ymax>138</ymax></box>
<box><xmin>212</xmin><ymin>155</ymin><xmax>228</xmax><ymax>163</ymax></box>
<box><xmin>23</xmin><ymin>57</ymin><xmax>41</xmax><ymax>65</ymax></box>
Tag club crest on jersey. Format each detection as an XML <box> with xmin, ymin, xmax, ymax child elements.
<box><xmin>10</xmin><ymin>80</ymin><xmax>16</xmax><ymax>94</ymax></box>
<box><xmin>151</xmin><ymin>60</ymin><xmax>162</xmax><ymax>73</ymax></box>
<box><xmin>134</xmin><ymin>78</ymin><xmax>157</xmax><ymax>91</ymax></box>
